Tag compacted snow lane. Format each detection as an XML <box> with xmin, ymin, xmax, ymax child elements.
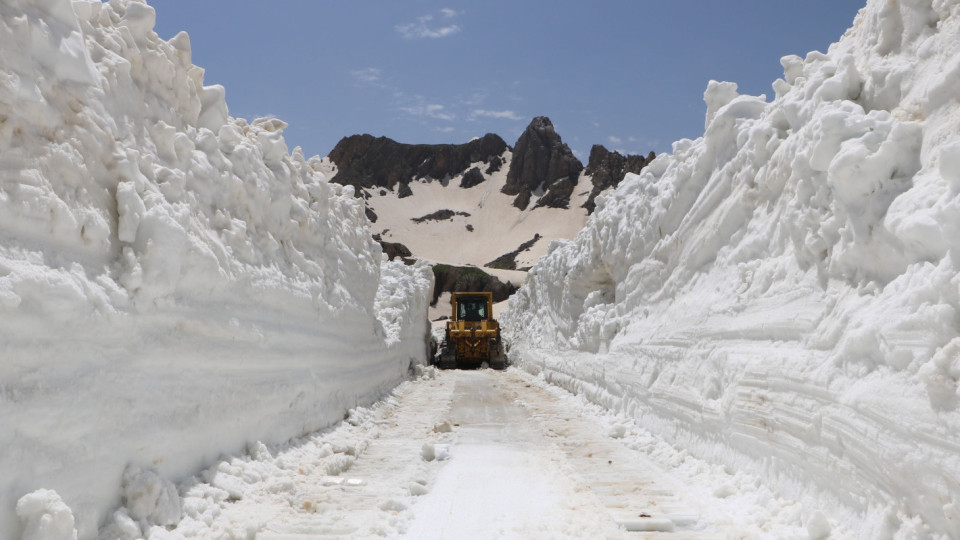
<box><xmin>402</xmin><ymin>370</ymin><xmax>720</xmax><ymax>539</ymax></box>
<box><xmin>152</xmin><ymin>368</ymin><xmax>817</xmax><ymax>539</ymax></box>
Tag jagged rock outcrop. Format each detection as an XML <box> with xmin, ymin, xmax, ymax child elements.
<box><xmin>431</xmin><ymin>264</ymin><xmax>518</xmax><ymax>306</ymax></box>
<box><xmin>411</xmin><ymin>210</ymin><xmax>471</xmax><ymax>223</ymax></box>
<box><xmin>484</xmin><ymin>156</ymin><xmax>503</xmax><ymax>174</ymax></box>
<box><xmin>372</xmin><ymin>234</ymin><xmax>413</xmax><ymax>262</ymax></box>
<box><xmin>328</xmin><ymin>133</ymin><xmax>508</xmax><ymax>192</ymax></box>
<box><xmin>459</xmin><ymin>167</ymin><xmax>485</xmax><ymax>188</ymax></box>
<box><xmin>533</xmin><ymin>177</ymin><xmax>576</xmax><ymax>210</ymax></box>
<box><xmin>485</xmin><ymin>234</ymin><xmax>542</xmax><ymax>271</ymax></box>
<box><xmin>583</xmin><ymin>145</ymin><xmax>655</xmax><ymax>213</ymax></box>
<box><xmin>501</xmin><ymin>117</ymin><xmax>583</xmax><ymax>210</ymax></box>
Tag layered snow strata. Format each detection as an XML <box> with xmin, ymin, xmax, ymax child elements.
<box><xmin>0</xmin><ymin>0</ymin><xmax>432</xmax><ymax>538</ymax></box>
<box><xmin>504</xmin><ymin>0</ymin><xmax>960</xmax><ymax>536</ymax></box>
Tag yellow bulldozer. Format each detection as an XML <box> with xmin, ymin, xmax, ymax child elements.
<box><xmin>435</xmin><ymin>292</ymin><xmax>507</xmax><ymax>370</ymax></box>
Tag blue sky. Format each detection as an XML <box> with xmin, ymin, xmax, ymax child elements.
<box><xmin>150</xmin><ymin>1</ymin><xmax>865</xmax><ymax>161</ymax></box>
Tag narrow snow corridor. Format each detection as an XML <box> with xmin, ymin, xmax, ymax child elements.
<box><xmin>156</xmin><ymin>368</ymin><xmax>820</xmax><ymax>539</ymax></box>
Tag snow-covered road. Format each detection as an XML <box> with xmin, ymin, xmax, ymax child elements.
<box><xmin>403</xmin><ymin>370</ymin><xmax>703</xmax><ymax>538</ymax></box>
<box><xmin>146</xmin><ymin>368</ymin><xmax>826</xmax><ymax>539</ymax></box>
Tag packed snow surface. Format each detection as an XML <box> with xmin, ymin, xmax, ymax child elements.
<box><xmin>505</xmin><ymin>0</ymin><xmax>960</xmax><ymax>537</ymax></box>
<box><xmin>110</xmin><ymin>368</ymin><xmax>838</xmax><ymax>539</ymax></box>
<box><xmin>0</xmin><ymin>0</ymin><xmax>431</xmax><ymax>538</ymax></box>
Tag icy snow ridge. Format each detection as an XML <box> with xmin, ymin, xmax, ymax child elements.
<box><xmin>0</xmin><ymin>0</ymin><xmax>431</xmax><ymax>538</ymax></box>
<box><xmin>504</xmin><ymin>0</ymin><xmax>960</xmax><ymax>537</ymax></box>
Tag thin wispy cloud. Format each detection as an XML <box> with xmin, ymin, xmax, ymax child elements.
<box><xmin>607</xmin><ymin>135</ymin><xmax>623</xmax><ymax>145</ymax></box>
<box><xmin>351</xmin><ymin>67</ymin><xmax>382</xmax><ymax>86</ymax></box>
<box><xmin>396</xmin><ymin>9</ymin><xmax>462</xmax><ymax>39</ymax></box>
<box><xmin>471</xmin><ymin>109</ymin><xmax>523</xmax><ymax>121</ymax></box>
<box><xmin>400</xmin><ymin>103</ymin><xmax>456</xmax><ymax>121</ymax></box>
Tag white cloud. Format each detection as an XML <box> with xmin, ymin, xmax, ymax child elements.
<box><xmin>471</xmin><ymin>109</ymin><xmax>523</xmax><ymax>121</ymax></box>
<box><xmin>396</xmin><ymin>10</ymin><xmax>461</xmax><ymax>39</ymax></box>
<box><xmin>400</xmin><ymin>103</ymin><xmax>456</xmax><ymax>121</ymax></box>
<box><xmin>607</xmin><ymin>135</ymin><xmax>623</xmax><ymax>145</ymax></box>
<box><xmin>463</xmin><ymin>92</ymin><xmax>488</xmax><ymax>107</ymax></box>
<box><xmin>351</xmin><ymin>67</ymin><xmax>382</xmax><ymax>86</ymax></box>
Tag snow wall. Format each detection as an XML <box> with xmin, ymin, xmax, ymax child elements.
<box><xmin>0</xmin><ymin>0</ymin><xmax>433</xmax><ymax>538</ymax></box>
<box><xmin>503</xmin><ymin>0</ymin><xmax>960</xmax><ymax>537</ymax></box>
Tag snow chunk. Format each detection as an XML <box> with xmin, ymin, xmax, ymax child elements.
<box><xmin>421</xmin><ymin>443</ymin><xmax>436</xmax><ymax>462</ymax></box>
<box><xmin>197</xmin><ymin>84</ymin><xmax>229</xmax><ymax>131</ymax></box>
<box><xmin>703</xmin><ymin>80</ymin><xmax>740</xmax><ymax>130</ymax></box>
<box><xmin>420</xmin><ymin>443</ymin><xmax>450</xmax><ymax>462</ymax></box>
<box><xmin>119</xmin><ymin>2</ymin><xmax>156</xmax><ymax>38</ymax></box>
<box><xmin>122</xmin><ymin>465</ymin><xmax>182</xmax><ymax>527</ymax></box>
<box><xmin>781</xmin><ymin>54</ymin><xmax>804</xmax><ymax>85</ymax></box>
<box><xmin>805</xmin><ymin>510</ymin><xmax>831</xmax><ymax>540</ymax></box>
<box><xmin>116</xmin><ymin>181</ymin><xmax>145</xmax><ymax>243</ymax></box>
<box><xmin>16</xmin><ymin>490</ymin><xmax>78</xmax><ymax>540</ymax></box>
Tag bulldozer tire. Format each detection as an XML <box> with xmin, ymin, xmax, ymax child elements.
<box><xmin>489</xmin><ymin>339</ymin><xmax>506</xmax><ymax>370</ymax></box>
<box><xmin>438</xmin><ymin>340</ymin><xmax>457</xmax><ymax>370</ymax></box>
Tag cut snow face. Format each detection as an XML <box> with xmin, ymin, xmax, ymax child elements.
<box><xmin>504</xmin><ymin>0</ymin><xmax>960</xmax><ymax>536</ymax></box>
<box><xmin>0</xmin><ymin>0</ymin><xmax>433</xmax><ymax>538</ymax></box>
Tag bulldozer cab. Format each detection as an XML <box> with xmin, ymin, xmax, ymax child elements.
<box><xmin>455</xmin><ymin>294</ymin><xmax>489</xmax><ymax>322</ymax></box>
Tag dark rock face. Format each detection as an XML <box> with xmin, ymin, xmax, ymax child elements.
<box><xmin>365</xmin><ymin>206</ymin><xmax>378</xmax><ymax>223</ymax></box>
<box><xmin>372</xmin><ymin>234</ymin><xmax>413</xmax><ymax>262</ymax></box>
<box><xmin>485</xmin><ymin>234</ymin><xmax>541</xmax><ymax>270</ymax></box>
<box><xmin>502</xmin><ymin>117</ymin><xmax>583</xmax><ymax>210</ymax></box>
<box><xmin>484</xmin><ymin>156</ymin><xmax>503</xmax><ymax>174</ymax></box>
<box><xmin>459</xmin><ymin>167</ymin><xmax>485</xmax><ymax>189</ymax></box>
<box><xmin>411</xmin><ymin>209</ymin><xmax>471</xmax><ymax>223</ymax></box>
<box><xmin>583</xmin><ymin>145</ymin><xmax>655</xmax><ymax>213</ymax></box>
<box><xmin>534</xmin><ymin>178</ymin><xmax>575</xmax><ymax>210</ymax></box>
<box><xmin>328</xmin><ymin>133</ymin><xmax>508</xmax><ymax>193</ymax></box>
<box><xmin>431</xmin><ymin>264</ymin><xmax>518</xmax><ymax>305</ymax></box>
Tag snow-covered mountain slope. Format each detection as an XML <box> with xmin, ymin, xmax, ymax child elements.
<box><xmin>325</xmin><ymin>118</ymin><xmax>654</xmax><ymax>295</ymax></box>
<box><xmin>0</xmin><ymin>1</ymin><xmax>431</xmax><ymax>538</ymax></box>
<box><xmin>362</xmin><ymin>154</ymin><xmax>592</xmax><ymax>278</ymax></box>
<box><xmin>504</xmin><ymin>0</ymin><xmax>960</xmax><ymax>536</ymax></box>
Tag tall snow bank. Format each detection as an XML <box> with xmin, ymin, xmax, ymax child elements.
<box><xmin>504</xmin><ymin>0</ymin><xmax>960</xmax><ymax>536</ymax></box>
<box><xmin>0</xmin><ymin>0</ymin><xmax>432</xmax><ymax>538</ymax></box>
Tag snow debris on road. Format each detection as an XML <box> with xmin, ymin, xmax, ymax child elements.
<box><xmin>0</xmin><ymin>0</ymin><xmax>432</xmax><ymax>538</ymax></box>
<box><xmin>504</xmin><ymin>0</ymin><xmax>960</xmax><ymax>536</ymax></box>
<box><xmin>110</xmin><ymin>367</ymin><xmax>457</xmax><ymax>539</ymax></box>
<box><xmin>138</xmin><ymin>368</ymin><xmax>833</xmax><ymax>539</ymax></box>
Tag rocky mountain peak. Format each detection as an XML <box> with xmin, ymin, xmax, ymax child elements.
<box><xmin>501</xmin><ymin>116</ymin><xmax>584</xmax><ymax>210</ymax></box>
<box><xmin>583</xmin><ymin>145</ymin><xmax>655</xmax><ymax>213</ymax></box>
<box><xmin>327</xmin><ymin>133</ymin><xmax>508</xmax><ymax>193</ymax></box>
